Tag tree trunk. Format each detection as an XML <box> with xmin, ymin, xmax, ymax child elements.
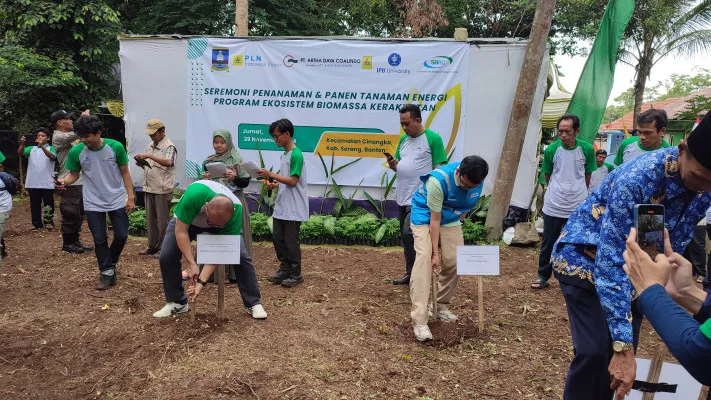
<box><xmin>235</xmin><ymin>0</ymin><xmax>248</xmax><ymax>36</ymax></box>
<box><xmin>484</xmin><ymin>0</ymin><xmax>556</xmax><ymax>241</ymax></box>
<box><xmin>632</xmin><ymin>39</ymin><xmax>653</xmax><ymax>129</ymax></box>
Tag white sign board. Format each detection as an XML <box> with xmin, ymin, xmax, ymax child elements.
<box><xmin>624</xmin><ymin>358</ymin><xmax>702</xmax><ymax>400</ymax></box>
<box><xmin>196</xmin><ymin>234</ymin><xmax>241</xmax><ymax>265</ymax></box>
<box><xmin>456</xmin><ymin>245</ymin><xmax>500</xmax><ymax>275</ymax></box>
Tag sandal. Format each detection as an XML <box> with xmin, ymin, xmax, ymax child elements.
<box><xmin>530</xmin><ymin>278</ymin><xmax>550</xmax><ymax>289</ymax></box>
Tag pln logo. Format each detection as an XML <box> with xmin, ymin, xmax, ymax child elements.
<box><xmin>233</xmin><ymin>54</ymin><xmax>244</xmax><ymax>66</ymax></box>
<box><xmin>211</xmin><ymin>47</ymin><xmax>229</xmax><ymax>72</ymax></box>
<box><xmin>424</xmin><ymin>56</ymin><xmax>453</xmax><ymax>69</ymax></box>
<box><xmin>362</xmin><ymin>56</ymin><xmax>372</xmax><ymax>69</ymax></box>
<box><xmin>388</xmin><ymin>53</ymin><xmax>401</xmax><ymax>67</ymax></box>
<box><xmin>234</xmin><ymin>54</ymin><xmax>263</xmax><ymax>66</ymax></box>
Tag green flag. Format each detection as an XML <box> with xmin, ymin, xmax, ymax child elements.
<box><xmin>566</xmin><ymin>0</ymin><xmax>635</xmax><ymax>143</ymax></box>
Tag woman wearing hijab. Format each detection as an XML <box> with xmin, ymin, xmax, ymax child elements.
<box><xmin>201</xmin><ymin>129</ymin><xmax>253</xmax><ymax>259</ymax></box>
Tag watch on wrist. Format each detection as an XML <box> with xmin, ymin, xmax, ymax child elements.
<box><xmin>196</xmin><ymin>278</ymin><xmax>208</xmax><ymax>287</ymax></box>
<box><xmin>612</xmin><ymin>341</ymin><xmax>633</xmax><ymax>352</ymax></box>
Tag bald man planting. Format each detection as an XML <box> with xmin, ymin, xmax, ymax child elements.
<box><xmin>153</xmin><ymin>180</ymin><xmax>266</xmax><ymax>319</ymax></box>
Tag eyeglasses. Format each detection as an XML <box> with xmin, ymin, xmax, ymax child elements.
<box><xmin>270</xmin><ymin>132</ymin><xmax>284</xmax><ymax>141</ymax></box>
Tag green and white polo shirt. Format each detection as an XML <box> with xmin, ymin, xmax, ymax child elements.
<box><xmin>613</xmin><ymin>136</ymin><xmax>670</xmax><ymax>166</ymax></box>
<box><xmin>66</xmin><ymin>139</ymin><xmax>129</xmax><ymax>212</ymax></box>
<box><xmin>541</xmin><ymin>139</ymin><xmax>597</xmax><ymax>218</ymax></box>
<box><xmin>173</xmin><ymin>180</ymin><xmax>243</xmax><ymax>235</ymax></box>
<box><xmin>394</xmin><ymin>129</ymin><xmax>448</xmax><ymax>206</ymax></box>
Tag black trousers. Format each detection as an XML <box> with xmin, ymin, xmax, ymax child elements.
<box><xmin>538</xmin><ymin>213</ymin><xmax>568</xmax><ymax>281</ymax></box>
<box><xmin>59</xmin><ymin>185</ymin><xmax>85</xmax><ymax>235</ymax></box>
<box><xmin>399</xmin><ymin>205</ymin><xmax>416</xmax><ymax>275</ymax></box>
<box><xmin>706</xmin><ymin>225</ymin><xmax>711</xmax><ymax>290</ymax></box>
<box><xmin>28</xmin><ymin>188</ymin><xmax>54</xmax><ymax>228</ymax></box>
<box><xmin>561</xmin><ymin>283</ymin><xmax>643</xmax><ymax>400</ymax></box>
<box><xmin>159</xmin><ymin>219</ymin><xmax>261</xmax><ymax>307</ymax></box>
<box><xmin>272</xmin><ymin>218</ymin><xmax>302</xmax><ymax>278</ymax></box>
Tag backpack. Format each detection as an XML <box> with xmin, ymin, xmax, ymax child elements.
<box><xmin>0</xmin><ymin>172</ymin><xmax>19</xmax><ymax>195</ymax></box>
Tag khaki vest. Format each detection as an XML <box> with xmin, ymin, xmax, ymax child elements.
<box><xmin>143</xmin><ymin>136</ymin><xmax>176</xmax><ymax>194</ymax></box>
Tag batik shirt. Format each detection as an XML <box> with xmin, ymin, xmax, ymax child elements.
<box><xmin>553</xmin><ymin>147</ymin><xmax>711</xmax><ymax>343</ymax></box>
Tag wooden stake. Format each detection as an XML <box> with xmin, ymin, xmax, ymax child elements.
<box><xmin>217</xmin><ymin>264</ymin><xmax>225</xmax><ymax>318</ymax></box>
<box><xmin>191</xmin><ymin>299</ymin><xmax>196</xmax><ymax>322</ymax></box>
<box><xmin>642</xmin><ymin>346</ymin><xmax>666</xmax><ymax>400</ymax></box>
<box><xmin>477</xmin><ymin>276</ymin><xmax>484</xmax><ymax>332</ymax></box>
<box><xmin>431</xmin><ymin>270</ymin><xmax>438</xmax><ymax>322</ymax></box>
<box><xmin>484</xmin><ymin>0</ymin><xmax>557</xmax><ymax>240</ymax></box>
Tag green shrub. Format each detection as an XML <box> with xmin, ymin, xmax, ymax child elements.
<box><xmin>299</xmin><ymin>214</ymin><xmax>330</xmax><ymax>239</ymax></box>
<box><xmin>375</xmin><ymin>218</ymin><xmax>401</xmax><ymax>243</ymax></box>
<box><xmin>250</xmin><ymin>212</ymin><xmax>271</xmax><ymax>236</ymax></box>
<box><xmin>128</xmin><ymin>208</ymin><xmax>147</xmax><ymax>231</ymax></box>
<box><xmin>462</xmin><ymin>219</ymin><xmax>487</xmax><ymax>243</ymax></box>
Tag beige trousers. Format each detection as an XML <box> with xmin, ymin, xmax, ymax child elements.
<box><xmin>409</xmin><ymin>223</ymin><xmax>464</xmax><ymax>325</ymax></box>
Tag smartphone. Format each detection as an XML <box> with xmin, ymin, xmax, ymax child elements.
<box><xmin>383</xmin><ymin>152</ymin><xmax>394</xmax><ymax>161</ymax></box>
<box><xmin>633</xmin><ymin>204</ymin><xmax>665</xmax><ymax>257</ymax></box>
<box><xmin>23</xmin><ymin>134</ymin><xmax>38</xmax><ymax>146</ymax></box>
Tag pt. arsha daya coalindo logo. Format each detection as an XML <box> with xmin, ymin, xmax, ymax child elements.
<box><xmin>424</xmin><ymin>56</ymin><xmax>453</xmax><ymax>69</ymax></box>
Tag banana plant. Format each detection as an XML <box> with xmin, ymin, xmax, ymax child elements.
<box><xmin>364</xmin><ymin>170</ymin><xmax>396</xmax><ymax>220</ymax></box>
<box><xmin>317</xmin><ymin>152</ymin><xmax>362</xmax><ymax>214</ymax></box>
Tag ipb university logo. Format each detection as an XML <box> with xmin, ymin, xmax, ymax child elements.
<box><xmin>424</xmin><ymin>56</ymin><xmax>453</xmax><ymax>69</ymax></box>
<box><xmin>211</xmin><ymin>48</ymin><xmax>229</xmax><ymax>72</ymax></box>
<box><xmin>388</xmin><ymin>53</ymin><xmax>401</xmax><ymax>67</ymax></box>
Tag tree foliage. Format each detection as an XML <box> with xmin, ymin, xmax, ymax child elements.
<box><xmin>0</xmin><ymin>0</ymin><xmax>121</xmax><ymax>132</ymax></box>
<box><xmin>110</xmin><ymin>0</ymin><xmax>235</xmax><ymax>36</ymax></box>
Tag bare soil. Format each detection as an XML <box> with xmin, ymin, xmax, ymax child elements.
<box><xmin>0</xmin><ymin>197</ymin><xmax>706</xmax><ymax>399</ymax></box>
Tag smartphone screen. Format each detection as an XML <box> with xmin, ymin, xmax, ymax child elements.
<box><xmin>634</xmin><ymin>204</ymin><xmax>665</xmax><ymax>257</ymax></box>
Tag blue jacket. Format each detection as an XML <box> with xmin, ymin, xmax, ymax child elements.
<box><xmin>638</xmin><ymin>284</ymin><xmax>711</xmax><ymax>389</ymax></box>
<box><xmin>410</xmin><ymin>162</ymin><xmax>482</xmax><ymax>226</ymax></box>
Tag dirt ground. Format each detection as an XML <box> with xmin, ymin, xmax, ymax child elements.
<box><xmin>0</xmin><ymin>197</ymin><xmax>707</xmax><ymax>400</ymax></box>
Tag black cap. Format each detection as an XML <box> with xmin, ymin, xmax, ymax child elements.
<box><xmin>687</xmin><ymin>111</ymin><xmax>711</xmax><ymax>171</ymax></box>
<box><xmin>50</xmin><ymin>110</ymin><xmax>73</xmax><ymax>124</ymax></box>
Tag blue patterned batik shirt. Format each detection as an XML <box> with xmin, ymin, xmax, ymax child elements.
<box><xmin>552</xmin><ymin>147</ymin><xmax>711</xmax><ymax>343</ymax></box>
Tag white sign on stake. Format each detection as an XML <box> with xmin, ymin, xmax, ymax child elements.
<box><xmin>456</xmin><ymin>245</ymin><xmax>500</xmax><ymax>276</ymax></box>
<box><xmin>625</xmin><ymin>358</ymin><xmax>702</xmax><ymax>400</ymax></box>
<box><xmin>196</xmin><ymin>234</ymin><xmax>241</xmax><ymax>265</ymax></box>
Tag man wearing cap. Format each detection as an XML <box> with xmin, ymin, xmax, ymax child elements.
<box><xmin>550</xmin><ymin>112</ymin><xmax>711</xmax><ymax>400</ymax></box>
<box><xmin>51</xmin><ymin>109</ymin><xmax>93</xmax><ymax>253</ymax></box>
<box><xmin>134</xmin><ymin>119</ymin><xmax>177</xmax><ymax>256</ymax></box>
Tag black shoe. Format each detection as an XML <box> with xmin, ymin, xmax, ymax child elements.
<box><xmin>95</xmin><ymin>273</ymin><xmax>116</xmax><ymax>290</ymax></box>
<box><xmin>139</xmin><ymin>248</ymin><xmax>159</xmax><ymax>255</ymax></box>
<box><xmin>280</xmin><ymin>276</ymin><xmax>304</xmax><ymax>288</ymax></box>
<box><xmin>267</xmin><ymin>270</ymin><xmax>290</xmax><ymax>284</ymax></box>
<box><xmin>76</xmin><ymin>242</ymin><xmax>94</xmax><ymax>251</ymax></box>
<box><xmin>392</xmin><ymin>274</ymin><xmax>411</xmax><ymax>285</ymax></box>
<box><xmin>62</xmin><ymin>243</ymin><xmax>85</xmax><ymax>254</ymax></box>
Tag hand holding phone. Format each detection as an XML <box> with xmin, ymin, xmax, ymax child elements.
<box><xmin>633</xmin><ymin>204</ymin><xmax>665</xmax><ymax>258</ymax></box>
<box><xmin>383</xmin><ymin>152</ymin><xmax>393</xmax><ymax>161</ymax></box>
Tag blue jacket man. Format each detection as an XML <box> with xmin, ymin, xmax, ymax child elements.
<box><xmin>408</xmin><ymin>156</ymin><xmax>489</xmax><ymax>342</ymax></box>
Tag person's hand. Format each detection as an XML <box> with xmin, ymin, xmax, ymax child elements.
<box><xmin>81</xmin><ymin>109</ymin><xmax>90</xmax><ymax>117</ymax></box>
<box><xmin>622</xmin><ymin>228</ymin><xmax>671</xmax><ymax>294</ymax></box>
<box><xmin>666</xmin><ymin>252</ymin><xmax>695</xmax><ymax>301</ymax></box>
<box><xmin>187</xmin><ymin>282</ymin><xmax>204</xmax><ymax>302</ymax></box>
<box><xmin>431</xmin><ymin>251</ymin><xmax>439</xmax><ymax>271</ymax></box>
<box><xmin>125</xmin><ymin>197</ymin><xmax>135</xmax><ymax>214</ymax></box>
<box><xmin>55</xmin><ymin>179</ymin><xmax>66</xmax><ymax>191</ymax></box>
<box><xmin>609</xmin><ymin>350</ymin><xmax>636</xmax><ymax>399</ymax></box>
<box><xmin>224</xmin><ymin>168</ymin><xmax>236</xmax><ymax>180</ymax></box>
<box><xmin>135</xmin><ymin>153</ymin><xmax>150</xmax><ymax>161</ymax></box>
<box><xmin>186</xmin><ymin>260</ymin><xmax>200</xmax><ymax>284</ymax></box>
<box><xmin>387</xmin><ymin>157</ymin><xmax>398</xmax><ymax>170</ymax></box>
<box><xmin>201</xmin><ymin>172</ymin><xmax>212</xmax><ymax>180</ymax></box>
<box><xmin>20</xmin><ymin>136</ymin><xmax>26</xmax><ymax>145</ymax></box>
<box><xmin>36</xmin><ymin>136</ymin><xmax>48</xmax><ymax>146</ymax></box>
<box><xmin>265</xmin><ymin>180</ymin><xmax>278</xmax><ymax>190</ymax></box>
<box><xmin>257</xmin><ymin>168</ymin><xmax>272</xmax><ymax>179</ymax></box>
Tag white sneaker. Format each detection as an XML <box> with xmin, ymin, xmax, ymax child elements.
<box><xmin>438</xmin><ymin>309</ymin><xmax>458</xmax><ymax>322</ymax></box>
<box><xmin>413</xmin><ymin>324</ymin><xmax>433</xmax><ymax>342</ymax></box>
<box><xmin>248</xmin><ymin>304</ymin><xmax>267</xmax><ymax>319</ymax></box>
<box><xmin>153</xmin><ymin>302</ymin><xmax>189</xmax><ymax>318</ymax></box>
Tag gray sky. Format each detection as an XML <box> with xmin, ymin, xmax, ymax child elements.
<box><xmin>555</xmin><ymin>52</ymin><xmax>711</xmax><ymax>105</ymax></box>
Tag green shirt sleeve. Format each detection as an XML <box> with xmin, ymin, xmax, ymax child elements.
<box><xmin>424</xmin><ymin>129</ymin><xmax>448</xmax><ymax>166</ymax></box>
<box><xmin>106</xmin><ymin>139</ymin><xmax>129</xmax><ymax>166</ymax></box>
<box><xmin>48</xmin><ymin>145</ymin><xmax>56</xmax><ymax>155</ymax></box>
<box><xmin>0</xmin><ymin>151</ymin><xmax>6</xmax><ymax>163</ymax></box>
<box><xmin>219</xmin><ymin>204</ymin><xmax>243</xmax><ymax>235</ymax></box>
<box><xmin>541</xmin><ymin>140</ymin><xmax>558</xmax><ymax>175</ymax></box>
<box><xmin>604</xmin><ymin>162</ymin><xmax>615</xmax><ymax>173</ymax></box>
<box><xmin>661</xmin><ymin>138</ymin><xmax>671</xmax><ymax>148</ymax></box>
<box><xmin>65</xmin><ymin>144</ymin><xmax>85</xmax><ymax>172</ymax></box>
<box><xmin>583</xmin><ymin>142</ymin><xmax>597</xmax><ymax>174</ymax></box>
<box><xmin>173</xmin><ymin>183</ymin><xmax>211</xmax><ymax>226</ymax></box>
<box><xmin>289</xmin><ymin>148</ymin><xmax>304</xmax><ymax>177</ymax></box>
<box><xmin>425</xmin><ymin>177</ymin><xmax>444</xmax><ymax>212</ymax></box>
<box><xmin>394</xmin><ymin>134</ymin><xmax>407</xmax><ymax>161</ymax></box>
<box><xmin>614</xmin><ymin>137</ymin><xmax>634</xmax><ymax>166</ymax></box>
<box><xmin>23</xmin><ymin>147</ymin><xmax>32</xmax><ymax>158</ymax></box>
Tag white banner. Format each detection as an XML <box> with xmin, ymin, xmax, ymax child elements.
<box><xmin>185</xmin><ymin>38</ymin><xmax>469</xmax><ymax>187</ymax></box>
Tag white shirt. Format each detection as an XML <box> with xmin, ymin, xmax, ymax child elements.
<box><xmin>25</xmin><ymin>145</ymin><xmax>56</xmax><ymax>189</ymax></box>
